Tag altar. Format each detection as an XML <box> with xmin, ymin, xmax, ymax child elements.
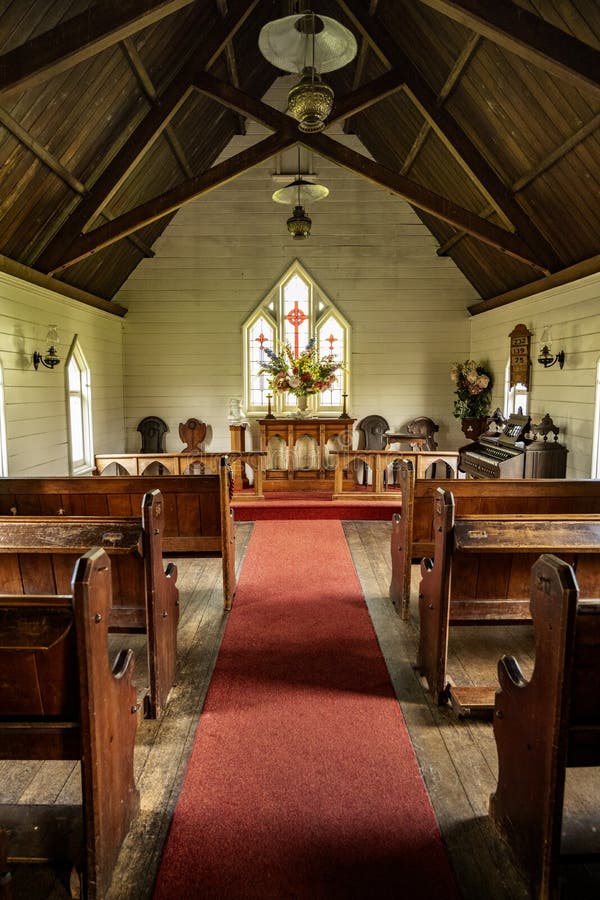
<box><xmin>259</xmin><ymin>416</ymin><xmax>356</xmax><ymax>491</ymax></box>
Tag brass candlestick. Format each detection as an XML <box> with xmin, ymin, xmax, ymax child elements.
<box><xmin>265</xmin><ymin>393</ymin><xmax>275</xmax><ymax>419</ymax></box>
<box><xmin>339</xmin><ymin>393</ymin><xmax>351</xmax><ymax>419</ymax></box>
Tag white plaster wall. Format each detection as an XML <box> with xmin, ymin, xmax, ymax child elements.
<box><xmin>116</xmin><ymin>76</ymin><xmax>476</xmax><ymax>453</ymax></box>
<box><xmin>0</xmin><ymin>271</ymin><xmax>125</xmax><ymax>475</ymax></box>
<box><xmin>469</xmin><ymin>272</ymin><xmax>600</xmax><ymax>478</ymax></box>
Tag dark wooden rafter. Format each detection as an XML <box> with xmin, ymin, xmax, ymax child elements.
<box><xmin>216</xmin><ymin>0</ymin><xmax>247</xmax><ymax>136</ymax></box>
<box><xmin>47</xmin><ymin>132</ymin><xmax>296</xmax><ymax>275</ymax></box>
<box><xmin>120</xmin><ymin>38</ymin><xmax>193</xmax><ymax>178</ymax></box>
<box><xmin>35</xmin><ymin>0</ymin><xmax>260</xmax><ymax>275</ymax></box>
<box><xmin>0</xmin><ymin>0</ymin><xmax>198</xmax><ymax>98</ymax></box>
<box><xmin>344</xmin><ymin>0</ymin><xmax>380</xmax><ymax>132</ymax></box>
<box><xmin>401</xmin><ymin>33</ymin><xmax>480</xmax><ymax>175</ymax></box>
<box><xmin>334</xmin><ymin>0</ymin><xmax>560</xmax><ymax>273</ymax></box>
<box><xmin>416</xmin><ymin>0</ymin><xmax>600</xmax><ymax>98</ymax></box>
<box><xmin>0</xmin><ymin>108</ymin><xmax>154</xmax><ymax>262</ymax></box>
<box><xmin>330</xmin><ymin>68</ymin><xmax>405</xmax><ymax>122</ymax></box>
<box><xmin>49</xmin><ymin>74</ymin><xmax>548</xmax><ymax>274</ymax></box>
<box><xmin>190</xmin><ymin>78</ymin><xmax>560</xmax><ymax>270</ymax></box>
<box><xmin>468</xmin><ymin>254</ymin><xmax>600</xmax><ymax>315</ymax></box>
<box><xmin>438</xmin><ymin>111</ymin><xmax>600</xmax><ymax>257</ymax></box>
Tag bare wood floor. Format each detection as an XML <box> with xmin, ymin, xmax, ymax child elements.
<box><xmin>2</xmin><ymin>521</ymin><xmax>599</xmax><ymax>899</ymax></box>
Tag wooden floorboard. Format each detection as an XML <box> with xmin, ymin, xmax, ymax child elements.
<box><xmin>2</xmin><ymin>520</ymin><xmax>599</xmax><ymax>899</ymax></box>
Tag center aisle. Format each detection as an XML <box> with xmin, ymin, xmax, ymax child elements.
<box><xmin>152</xmin><ymin>519</ymin><xmax>460</xmax><ymax>899</ymax></box>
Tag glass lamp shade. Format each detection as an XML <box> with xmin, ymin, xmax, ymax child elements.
<box><xmin>272</xmin><ymin>177</ymin><xmax>329</xmax><ymax>205</ymax></box>
<box><xmin>258</xmin><ymin>13</ymin><xmax>357</xmax><ymax>75</ymax></box>
<box><xmin>287</xmin><ymin>73</ymin><xmax>334</xmax><ymax>132</ymax></box>
<box><xmin>287</xmin><ymin>206</ymin><xmax>312</xmax><ymax>239</ymax></box>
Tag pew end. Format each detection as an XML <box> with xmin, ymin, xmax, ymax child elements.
<box><xmin>416</xmin><ymin>488</ymin><xmax>600</xmax><ymax>718</ymax></box>
<box><xmin>0</xmin><ymin>549</ymin><xmax>140</xmax><ymax>899</ymax></box>
<box><xmin>0</xmin><ymin>488</ymin><xmax>179</xmax><ymax>720</ymax></box>
<box><xmin>489</xmin><ymin>554</ymin><xmax>600</xmax><ymax>900</ymax></box>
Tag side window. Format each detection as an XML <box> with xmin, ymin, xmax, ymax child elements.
<box><xmin>65</xmin><ymin>337</ymin><xmax>94</xmax><ymax>474</ymax></box>
<box><xmin>243</xmin><ymin>261</ymin><xmax>350</xmax><ymax>416</ymax></box>
<box><xmin>0</xmin><ymin>363</ymin><xmax>7</xmax><ymax>475</ymax></box>
<box><xmin>504</xmin><ymin>359</ymin><xmax>528</xmax><ymax>417</ymax></box>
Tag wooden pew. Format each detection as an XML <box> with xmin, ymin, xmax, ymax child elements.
<box><xmin>390</xmin><ymin>463</ymin><xmax>600</xmax><ymax>618</ymax></box>
<box><xmin>0</xmin><ymin>456</ymin><xmax>236</xmax><ymax>609</ymax></box>
<box><xmin>416</xmin><ymin>487</ymin><xmax>600</xmax><ymax>717</ymax></box>
<box><xmin>0</xmin><ymin>548</ymin><xmax>140</xmax><ymax>900</ymax></box>
<box><xmin>489</xmin><ymin>553</ymin><xmax>600</xmax><ymax>900</ymax></box>
<box><xmin>0</xmin><ymin>489</ymin><xmax>178</xmax><ymax>719</ymax></box>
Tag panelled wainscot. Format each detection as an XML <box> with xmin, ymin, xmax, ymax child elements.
<box><xmin>259</xmin><ymin>417</ymin><xmax>355</xmax><ymax>491</ymax></box>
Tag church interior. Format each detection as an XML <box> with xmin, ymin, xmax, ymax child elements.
<box><xmin>0</xmin><ymin>1</ymin><xmax>600</xmax><ymax>898</ymax></box>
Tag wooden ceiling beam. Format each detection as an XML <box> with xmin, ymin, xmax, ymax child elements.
<box><xmin>330</xmin><ymin>68</ymin><xmax>405</xmax><ymax>123</ymax></box>
<box><xmin>190</xmin><ymin>75</ymin><xmax>544</xmax><ymax>269</ymax></box>
<box><xmin>344</xmin><ymin>0</ymin><xmax>380</xmax><ymax>132</ymax></box>
<box><xmin>35</xmin><ymin>0</ymin><xmax>260</xmax><ymax>275</ymax></box>
<box><xmin>0</xmin><ymin>0</ymin><xmax>198</xmax><ymax>98</ymax></box>
<box><xmin>417</xmin><ymin>0</ymin><xmax>600</xmax><ymax>98</ymax></box>
<box><xmin>51</xmin><ymin>64</ymin><xmax>554</xmax><ymax>276</ymax></box>
<box><xmin>0</xmin><ymin>107</ymin><xmax>154</xmax><ymax>261</ymax></box>
<box><xmin>401</xmin><ymin>33</ymin><xmax>480</xmax><ymax>175</ymax></box>
<box><xmin>121</xmin><ymin>38</ymin><xmax>193</xmax><ymax>179</ymax></box>
<box><xmin>334</xmin><ymin>0</ymin><xmax>560</xmax><ymax>272</ymax></box>
<box><xmin>216</xmin><ymin>0</ymin><xmax>247</xmax><ymax>136</ymax></box>
<box><xmin>304</xmin><ymin>131</ymin><xmax>545</xmax><ymax>270</ymax></box>
<box><xmin>468</xmin><ymin>254</ymin><xmax>600</xmax><ymax>315</ymax></box>
<box><xmin>437</xmin><ymin>111</ymin><xmax>600</xmax><ymax>257</ymax></box>
<box><xmin>47</xmin><ymin>132</ymin><xmax>296</xmax><ymax>274</ymax></box>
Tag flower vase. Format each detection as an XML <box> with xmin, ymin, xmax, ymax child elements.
<box><xmin>460</xmin><ymin>417</ymin><xmax>488</xmax><ymax>441</ymax></box>
<box><xmin>296</xmin><ymin>394</ymin><xmax>310</xmax><ymax>417</ymax></box>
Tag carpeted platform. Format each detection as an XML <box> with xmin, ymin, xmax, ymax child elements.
<box><xmin>232</xmin><ymin>490</ymin><xmax>401</xmax><ymax>521</ymax></box>
<box><xmin>153</xmin><ymin>520</ymin><xmax>459</xmax><ymax>899</ymax></box>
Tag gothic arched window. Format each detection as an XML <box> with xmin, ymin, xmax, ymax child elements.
<box><xmin>243</xmin><ymin>261</ymin><xmax>350</xmax><ymax>417</ymax></box>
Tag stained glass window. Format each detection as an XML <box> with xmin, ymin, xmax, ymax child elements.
<box><xmin>243</xmin><ymin>262</ymin><xmax>350</xmax><ymax>416</ymax></box>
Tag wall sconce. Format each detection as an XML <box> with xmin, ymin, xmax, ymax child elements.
<box><xmin>537</xmin><ymin>327</ymin><xmax>564</xmax><ymax>369</ymax></box>
<box><xmin>33</xmin><ymin>325</ymin><xmax>61</xmax><ymax>370</ymax></box>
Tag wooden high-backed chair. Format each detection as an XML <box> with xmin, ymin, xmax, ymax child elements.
<box><xmin>137</xmin><ymin>416</ymin><xmax>169</xmax><ymax>453</ymax></box>
<box><xmin>404</xmin><ymin>417</ymin><xmax>439</xmax><ymax>451</ymax></box>
<box><xmin>358</xmin><ymin>415</ymin><xmax>390</xmax><ymax>450</ymax></box>
<box><xmin>357</xmin><ymin>415</ymin><xmax>390</xmax><ymax>485</ymax></box>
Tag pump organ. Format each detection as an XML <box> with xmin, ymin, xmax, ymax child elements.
<box><xmin>459</xmin><ymin>414</ymin><xmax>568</xmax><ymax>479</ymax></box>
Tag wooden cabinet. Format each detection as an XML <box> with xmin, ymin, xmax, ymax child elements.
<box><xmin>259</xmin><ymin>417</ymin><xmax>355</xmax><ymax>490</ymax></box>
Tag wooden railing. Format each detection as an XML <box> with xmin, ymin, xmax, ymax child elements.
<box><xmin>94</xmin><ymin>451</ymin><xmax>266</xmax><ymax>499</ymax></box>
<box><xmin>330</xmin><ymin>449</ymin><xmax>459</xmax><ymax>499</ymax></box>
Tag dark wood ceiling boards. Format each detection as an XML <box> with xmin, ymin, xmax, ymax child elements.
<box><xmin>0</xmin><ymin>0</ymin><xmax>597</xmax><ymax>308</ymax></box>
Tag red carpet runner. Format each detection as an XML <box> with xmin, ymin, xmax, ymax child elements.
<box><xmin>153</xmin><ymin>520</ymin><xmax>459</xmax><ymax>899</ymax></box>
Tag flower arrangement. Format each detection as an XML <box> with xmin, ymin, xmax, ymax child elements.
<box><xmin>450</xmin><ymin>359</ymin><xmax>493</xmax><ymax>419</ymax></box>
<box><xmin>258</xmin><ymin>338</ymin><xmax>341</xmax><ymax>397</ymax></box>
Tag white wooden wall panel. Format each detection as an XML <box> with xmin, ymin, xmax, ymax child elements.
<box><xmin>0</xmin><ymin>271</ymin><xmax>125</xmax><ymax>475</ymax></box>
<box><xmin>117</xmin><ymin>77</ymin><xmax>475</xmax><ymax>453</ymax></box>
<box><xmin>470</xmin><ymin>272</ymin><xmax>600</xmax><ymax>478</ymax></box>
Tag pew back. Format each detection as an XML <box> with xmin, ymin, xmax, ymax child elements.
<box><xmin>0</xmin><ymin>472</ymin><xmax>225</xmax><ymax>552</ymax></box>
<box><xmin>416</xmin><ymin>488</ymin><xmax>600</xmax><ymax>715</ymax></box>
<box><xmin>490</xmin><ymin>554</ymin><xmax>600</xmax><ymax>900</ymax></box>
<box><xmin>0</xmin><ymin>460</ymin><xmax>236</xmax><ymax>609</ymax></box>
<box><xmin>0</xmin><ymin>489</ymin><xmax>179</xmax><ymax>719</ymax></box>
<box><xmin>390</xmin><ymin>462</ymin><xmax>600</xmax><ymax>617</ymax></box>
<box><xmin>0</xmin><ymin>549</ymin><xmax>140</xmax><ymax>899</ymax></box>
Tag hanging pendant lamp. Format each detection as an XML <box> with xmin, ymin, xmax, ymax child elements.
<box><xmin>277</xmin><ymin>147</ymin><xmax>328</xmax><ymax>239</ymax></box>
<box><xmin>259</xmin><ymin>10</ymin><xmax>357</xmax><ymax>133</ymax></box>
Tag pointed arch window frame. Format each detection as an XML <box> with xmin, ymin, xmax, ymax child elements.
<box><xmin>243</xmin><ymin>261</ymin><xmax>351</xmax><ymax>417</ymax></box>
<box><xmin>64</xmin><ymin>336</ymin><xmax>94</xmax><ymax>475</ymax></box>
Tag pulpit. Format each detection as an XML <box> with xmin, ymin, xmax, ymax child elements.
<box><xmin>259</xmin><ymin>417</ymin><xmax>355</xmax><ymax>491</ymax></box>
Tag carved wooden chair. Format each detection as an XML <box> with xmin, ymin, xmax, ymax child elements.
<box><xmin>404</xmin><ymin>416</ymin><xmax>439</xmax><ymax>451</ymax></box>
<box><xmin>357</xmin><ymin>415</ymin><xmax>390</xmax><ymax>485</ymax></box>
<box><xmin>137</xmin><ymin>416</ymin><xmax>169</xmax><ymax>453</ymax></box>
